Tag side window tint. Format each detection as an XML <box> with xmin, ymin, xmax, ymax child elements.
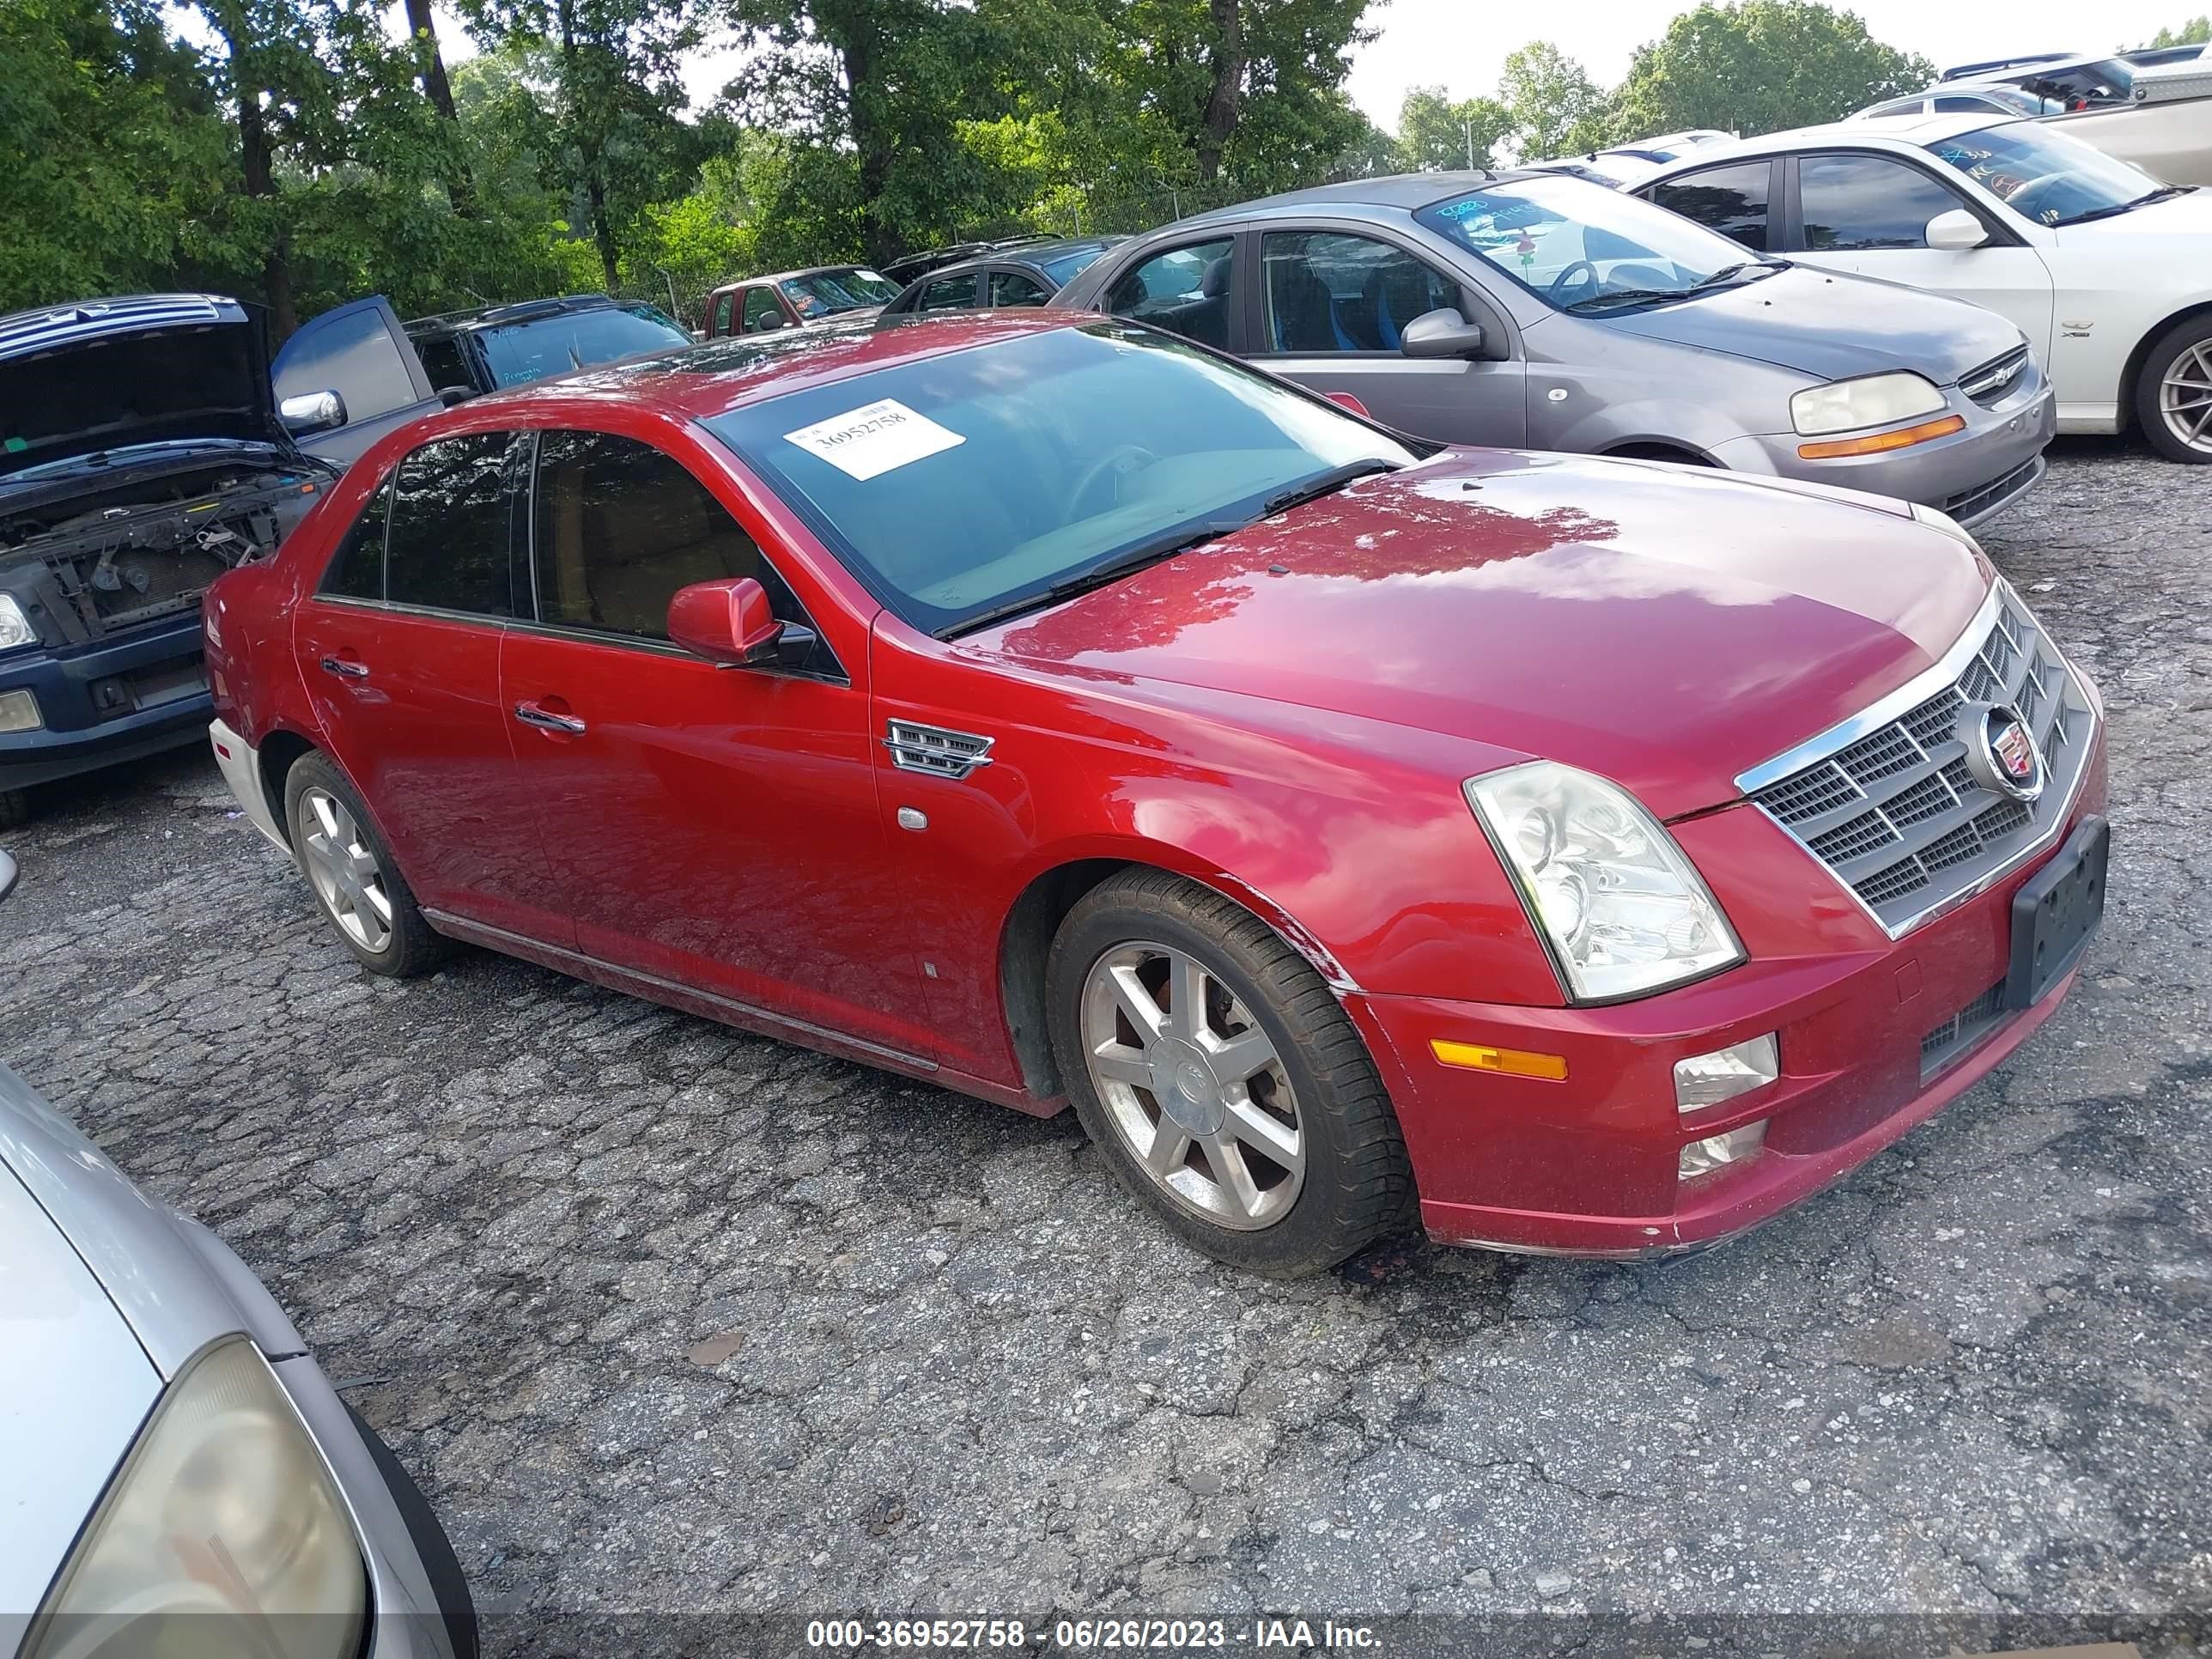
<box><xmin>385</xmin><ymin>433</ymin><xmax>518</xmax><ymax>617</ymax></box>
<box><xmin>741</xmin><ymin>289</ymin><xmax>783</xmax><ymax>333</ymax></box>
<box><xmin>713</xmin><ymin>292</ymin><xmax>735</xmax><ymax>337</ymax></box>
<box><xmin>990</xmin><ymin>270</ymin><xmax>1048</xmax><ymax>307</ymax></box>
<box><xmin>1931</xmin><ymin>96</ymin><xmax>1981</xmax><ymax>112</ymax></box>
<box><xmin>920</xmin><ymin>274</ymin><xmax>981</xmax><ymax>313</ymax></box>
<box><xmin>1260</xmin><ymin>231</ymin><xmax>1460</xmax><ymax>354</ymax></box>
<box><xmin>532</xmin><ymin>431</ymin><xmax>815</xmax><ymax>655</ymax></box>
<box><xmin>1800</xmin><ymin>154</ymin><xmax>1966</xmax><ymax>251</ymax></box>
<box><xmin>319</xmin><ymin>474</ymin><xmax>390</xmax><ymax>599</ymax></box>
<box><xmin>1647</xmin><ymin>162</ymin><xmax>1771</xmax><ymax>252</ymax></box>
<box><xmin>1105</xmin><ymin>237</ymin><xmax>1235</xmax><ymax>349</ymax></box>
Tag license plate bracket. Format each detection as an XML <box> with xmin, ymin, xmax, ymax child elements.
<box><xmin>2004</xmin><ymin>815</ymin><xmax>2109</xmax><ymax>1010</ymax></box>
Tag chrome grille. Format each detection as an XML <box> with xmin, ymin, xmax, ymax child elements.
<box><xmin>1959</xmin><ymin>345</ymin><xmax>2029</xmax><ymax>404</ymax></box>
<box><xmin>884</xmin><ymin>720</ymin><xmax>994</xmax><ymax>778</ymax></box>
<box><xmin>1739</xmin><ymin>583</ymin><xmax>2096</xmax><ymax>937</ymax></box>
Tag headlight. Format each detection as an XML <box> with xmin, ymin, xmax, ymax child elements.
<box><xmin>25</xmin><ymin>1337</ymin><xmax>366</xmax><ymax>1659</ymax></box>
<box><xmin>1466</xmin><ymin>761</ymin><xmax>1744</xmax><ymax>1002</ymax></box>
<box><xmin>1790</xmin><ymin>372</ymin><xmax>1948</xmax><ymax>435</ymax></box>
<box><xmin>0</xmin><ymin>592</ymin><xmax>37</xmax><ymax>653</ymax></box>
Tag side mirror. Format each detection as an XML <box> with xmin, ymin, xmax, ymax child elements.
<box><xmin>0</xmin><ymin>848</ymin><xmax>16</xmax><ymax>906</ymax></box>
<box><xmin>752</xmin><ymin>313</ymin><xmax>784</xmax><ymax>332</ymax></box>
<box><xmin>668</xmin><ymin>576</ymin><xmax>786</xmax><ymax>668</ymax></box>
<box><xmin>1400</xmin><ymin>307</ymin><xmax>1487</xmax><ymax>360</ymax></box>
<box><xmin>1323</xmin><ymin>391</ymin><xmax>1372</xmax><ymax>417</ymax></box>
<box><xmin>278</xmin><ymin>389</ymin><xmax>348</xmax><ymax>435</ymax></box>
<box><xmin>1925</xmin><ymin>209</ymin><xmax>1990</xmax><ymax>251</ymax></box>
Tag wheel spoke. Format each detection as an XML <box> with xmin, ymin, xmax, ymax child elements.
<box><xmin>1167</xmin><ymin>952</ymin><xmax>1206</xmax><ymax>1041</ymax></box>
<box><xmin>361</xmin><ymin>882</ymin><xmax>393</xmax><ymax>924</ymax></box>
<box><xmin>1224</xmin><ymin>1098</ymin><xmax>1302</xmax><ymax>1170</ymax></box>
<box><xmin>310</xmin><ymin>793</ymin><xmax>341</xmax><ymax>841</ymax></box>
<box><xmin>1203</xmin><ymin>1026</ymin><xmax>1276</xmax><ymax>1085</ymax></box>
<box><xmin>1106</xmin><ymin>963</ymin><xmax>1168</xmax><ymax>1045</ymax></box>
<box><xmin>1205</xmin><ymin>1133</ymin><xmax>1265</xmax><ymax>1218</ymax></box>
<box><xmin>1146</xmin><ymin>1122</ymin><xmax>1190</xmax><ymax>1176</ymax></box>
<box><xmin>1091</xmin><ymin>1045</ymin><xmax>1154</xmax><ymax>1089</ymax></box>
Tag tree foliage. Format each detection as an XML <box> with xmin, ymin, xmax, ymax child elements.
<box><xmin>1497</xmin><ymin>41</ymin><xmax>1613</xmax><ymax>160</ymax></box>
<box><xmin>1614</xmin><ymin>1</ymin><xmax>1934</xmax><ymax>138</ymax></box>
<box><xmin>2146</xmin><ymin>15</ymin><xmax>2210</xmax><ymax>46</ymax></box>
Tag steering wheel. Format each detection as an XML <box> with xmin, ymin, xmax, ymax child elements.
<box><xmin>1071</xmin><ymin>444</ymin><xmax>1160</xmax><ymax>514</ymax></box>
<box><xmin>1547</xmin><ymin>259</ymin><xmax>1601</xmax><ymax>307</ymax></box>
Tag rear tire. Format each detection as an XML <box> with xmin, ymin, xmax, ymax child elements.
<box><xmin>1046</xmin><ymin>868</ymin><xmax>1413</xmax><ymax>1276</ymax></box>
<box><xmin>2135</xmin><ymin>313</ymin><xmax>2212</xmax><ymax>464</ymax></box>
<box><xmin>283</xmin><ymin>752</ymin><xmax>450</xmax><ymax>977</ymax></box>
<box><xmin>0</xmin><ymin>788</ymin><xmax>28</xmax><ymax>830</ymax></box>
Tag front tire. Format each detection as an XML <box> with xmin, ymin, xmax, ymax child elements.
<box><xmin>2136</xmin><ymin>314</ymin><xmax>2212</xmax><ymax>464</ymax></box>
<box><xmin>283</xmin><ymin>752</ymin><xmax>449</xmax><ymax>977</ymax></box>
<box><xmin>1047</xmin><ymin>869</ymin><xmax>1413</xmax><ymax>1276</ymax></box>
<box><xmin>0</xmin><ymin>787</ymin><xmax>28</xmax><ymax>830</ymax></box>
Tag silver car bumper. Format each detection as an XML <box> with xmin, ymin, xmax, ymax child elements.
<box><xmin>210</xmin><ymin>717</ymin><xmax>289</xmax><ymax>851</ymax></box>
<box><xmin>1712</xmin><ymin>376</ymin><xmax>2057</xmax><ymax>528</ymax></box>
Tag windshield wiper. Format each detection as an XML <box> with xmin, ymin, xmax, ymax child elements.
<box><xmin>2057</xmin><ymin>185</ymin><xmax>2191</xmax><ymax>226</ymax></box>
<box><xmin>1687</xmin><ymin>260</ymin><xmax>1784</xmax><ymax>291</ymax></box>
<box><xmin>1261</xmin><ymin>458</ymin><xmax>1401</xmax><ymax>518</ymax></box>
<box><xmin>1561</xmin><ymin>286</ymin><xmax>1698</xmax><ymax>313</ymax></box>
<box><xmin>939</xmin><ymin>520</ymin><xmax>1249</xmax><ymax>638</ymax></box>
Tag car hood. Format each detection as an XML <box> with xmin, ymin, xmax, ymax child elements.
<box><xmin>0</xmin><ymin>296</ymin><xmax>288</xmax><ymax>479</ymax></box>
<box><xmin>970</xmin><ymin>449</ymin><xmax>1990</xmax><ymax>820</ymax></box>
<box><xmin>0</xmin><ymin>1156</ymin><xmax>160</xmax><ymax>1633</ymax></box>
<box><xmin>1591</xmin><ymin>264</ymin><xmax>2026</xmax><ymax>384</ymax></box>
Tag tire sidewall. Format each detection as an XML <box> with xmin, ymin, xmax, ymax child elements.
<box><xmin>2137</xmin><ymin>318</ymin><xmax>2212</xmax><ymax>465</ymax></box>
<box><xmin>283</xmin><ymin>754</ymin><xmax>410</xmax><ymax>971</ymax></box>
<box><xmin>1048</xmin><ymin>895</ymin><xmax>1367</xmax><ymax>1274</ymax></box>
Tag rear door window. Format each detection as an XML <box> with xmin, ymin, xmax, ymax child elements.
<box><xmin>1646</xmin><ymin>161</ymin><xmax>1774</xmax><ymax>252</ymax></box>
<box><xmin>713</xmin><ymin>291</ymin><xmax>735</xmax><ymax>337</ymax></box>
<box><xmin>1798</xmin><ymin>153</ymin><xmax>1969</xmax><ymax>250</ymax></box>
<box><xmin>919</xmin><ymin>274</ymin><xmax>981</xmax><ymax>313</ymax></box>
<box><xmin>385</xmin><ymin>432</ymin><xmax>519</xmax><ymax>617</ymax></box>
<box><xmin>1103</xmin><ymin>238</ymin><xmax>1236</xmax><ymax>349</ymax></box>
<box><xmin>319</xmin><ymin>475</ymin><xmax>391</xmax><ymax>600</ymax></box>
<box><xmin>989</xmin><ymin>270</ymin><xmax>1050</xmax><ymax>307</ymax></box>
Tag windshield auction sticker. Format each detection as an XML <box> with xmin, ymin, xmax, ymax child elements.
<box><xmin>784</xmin><ymin>398</ymin><xmax>965</xmax><ymax>481</ymax></box>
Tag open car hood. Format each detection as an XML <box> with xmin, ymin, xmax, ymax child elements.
<box><xmin>0</xmin><ymin>295</ymin><xmax>288</xmax><ymax>480</ymax></box>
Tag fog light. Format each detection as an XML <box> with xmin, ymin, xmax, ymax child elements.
<box><xmin>1680</xmin><ymin>1120</ymin><xmax>1766</xmax><ymax>1179</ymax></box>
<box><xmin>1674</xmin><ymin>1032</ymin><xmax>1778</xmax><ymax>1111</ymax></box>
<box><xmin>0</xmin><ymin>688</ymin><xmax>41</xmax><ymax>733</ymax></box>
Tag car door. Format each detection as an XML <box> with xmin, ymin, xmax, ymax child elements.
<box><xmin>1644</xmin><ymin>158</ymin><xmax>1782</xmax><ymax>256</ymax></box>
<box><xmin>271</xmin><ymin>295</ymin><xmax>443</xmax><ymax>467</ymax></box>
<box><xmin>708</xmin><ymin>289</ymin><xmax>737</xmax><ymax>339</ymax></box>
<box><xmin>1247</xmin><ymin>225</ymin><xmax>1526</xmax><ymax>445</ymax></box>
<box><xmin>915</xmin><ymin>271</ymin><xmax>983</xmax><ymax>313</ymax></box>
<box><xmin>498</xmin><ymin>425</ymin><xmax>936</xmax><ymax>1058</ymax></box>
<box><xmin>1784</xmin><ymin>150</ymin><xmax>2056</xmax><ymax>359</ymax></box>
<box><xmin>291</xmin><ymin>429</ymin><xmax>568</xmax><ymax>943</ymax></box>
<box><xmin>988</xmin><ymin>268</ymin><xmax>1051</xmax><ymax>308</ymax></box>
<box><xmin>1098</xmin><ymin>234</ymin><xmax>1244</xmax><ymax>351</ymax></box>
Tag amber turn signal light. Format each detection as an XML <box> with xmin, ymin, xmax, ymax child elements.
<box><xmin>1796</xmin><ymin>414</ymin><xmax>1966</xmax><ymax>460</ymax></box>
<box><xmin>1430</xmin><ymin>1039</ymin><xmax>1568</xmax><ymax>1080</ymax></box>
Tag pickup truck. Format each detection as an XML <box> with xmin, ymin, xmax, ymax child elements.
<box><xmin>2046</xmin><ymin>58</ymin><xmax>2212</xmax><ymax>185</ymax></box>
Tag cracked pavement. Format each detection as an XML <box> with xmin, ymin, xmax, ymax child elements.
<box><xmin>1</xmin><ymin>438</ymin><xmax>2208</xmax><ymax>1654</ymax></box>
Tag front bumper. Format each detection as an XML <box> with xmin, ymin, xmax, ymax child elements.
<box><xmin>0</xmin><ymin>616</ymin><xmax>210</xmax><ymax>792</ymax></box>
<box><xmin>1352</xmin><ymin>717</ymin><xmax>2107</xmax><ymax>1257</ymax></box>
<box><xmin>1711</xmin><ymin>375</ymin><xmax>2056</xmax><ymax>528</ymax></box>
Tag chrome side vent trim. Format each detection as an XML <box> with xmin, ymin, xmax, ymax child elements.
<box><xmin>884</xmin><ymin>720</ymin><xmax>994</xmax><ymax>779</ymax></box>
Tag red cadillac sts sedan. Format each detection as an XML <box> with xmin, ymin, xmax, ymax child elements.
<box><xmin>204</xmin><ymin>311</ymin><xmax>2108</xmax><ymax>1276</ymax></box>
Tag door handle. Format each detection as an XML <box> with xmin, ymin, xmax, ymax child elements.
<box><xmin>319</xmin><ymin>657</ymin><xmax>369</xmax><ymax>680</ymax></box>
<box><xmin>513</xmin><ymin>701</ymin><xmax>586</xmax><ymax>736</ymax></box>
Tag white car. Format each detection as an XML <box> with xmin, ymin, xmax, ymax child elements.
<box><xmin>1638</xmin><ymin>114</ymin><xmax>2212</xmax><ymax>461</ymax></box>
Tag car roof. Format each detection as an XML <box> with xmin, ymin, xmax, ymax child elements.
<box><xmin>724</xmin><ymin>265</ymin><xmax>885</xmax><ymax>291</ymax></box>
<box><xmin>410</xmin><ymin>308</ymin><xmax>1087</xmax><ymax>428</ymax></box>
<box><xmin>1644</xmin><ymin>112</ymin><xmax>2013</xmax><ymax>170</ymax></box>
<box><xmin>1170</xmin><ymin>168</ymin><xmax>1554</xmax><ymax>228</ymax></box>
<box><xmin>405</xmin><ymin>293</ymin><xmax>639</xmax><ymax>337</ymax></box>
<box><xmin>903</xmin><ymin>238</ymin><xmax>1121</xmax><ymax>281</ymax></box>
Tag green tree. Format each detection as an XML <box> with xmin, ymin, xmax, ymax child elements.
<box><xmin>2145</xmin><ymin>15</ymin><xmax>2210</xmax><ymax>45</ymax></box>
<box><xmin>1614</xmin><ymin>0</ymin><xmax>1933</xmax><ymax>140</ymax></box>
<box><xmin>1395</xmin><ymin>85</ymin><xmax>1512</xmax><ymax>170</ymax></box>
<box><xmin>1498</xmin><ymin>41</ymin><xmax>1613</xmax><ymax>160</ymax></box>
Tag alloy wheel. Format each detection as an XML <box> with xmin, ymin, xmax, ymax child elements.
<box><xmin>300</xmin><ymin>787</ymin><xmax>393</xmax><ymax>953</ymax></box>
<box><xmin>2160</xmin><ymin>340</ymin><xmax>2212</xmax><ymax>455</ymax></box>
<box><xmin>1079</xmin><ymin>940</ymin><xmax>1305</xmax><ymax>1231</ymax></box>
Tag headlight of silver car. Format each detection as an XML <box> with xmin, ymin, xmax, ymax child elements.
<box><xmin>1790</xmin><ymin>372</ymin><xmax>1948</xmax><ymax>436</ymax></box>
<box><xmin>1466</xmin><ymin>761</ymin><xmax>1744</xmax><ymax>1002</ymax></box>
<box><xmin>0</xmin><ymin>592</ymin><xmax>37</xmax><ymax>653</ymax></box>
<box><xmin>24</xmin><ymin>1336</ymin><xmax>367</xmax><ymax>1659</ymax></box>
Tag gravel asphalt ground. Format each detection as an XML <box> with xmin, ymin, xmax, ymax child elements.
<box><xmin>2</xmin><ymin>437</ymin><xmax>2208</xmax><ymax>1657</ymax></box>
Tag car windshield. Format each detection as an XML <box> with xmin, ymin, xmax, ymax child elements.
<box><xmin>702</xmin><ymin>322</ymin><xmax>1419</xmax><ymax>636</ymax></box>
<box><xmin>1040</xmin><ymin>245</ymin><xmax>1112</xmax><ymax>283</ymax></box>
<box><xmin>1923</xmin><ymin>120</ymin><xmax>2172</xmax><ymax>226</ymax></box>
<box><xmin>476</xmin><ymin>304</ymin><xmax>691</xmax><ymax>387</ymax></box>
<box><xmin>1417</xmin><ymin>176</ymin><xmax>1771</xmax><ymax>311</ymax></box>
<box><xmin>779</xmin><ymin>269</ymin><xmax>900</xmax><ymax>317</ymax></box>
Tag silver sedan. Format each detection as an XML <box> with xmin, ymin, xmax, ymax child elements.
<box><xmin>1051</xmin><ymin>170</ymin><xmax>2056</xmax><ymax>527</ymax></box>
<box><xmin>0</xmin><ymin>853</ymin><xmax>475</xmax><ymax>1659</ymax></box>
